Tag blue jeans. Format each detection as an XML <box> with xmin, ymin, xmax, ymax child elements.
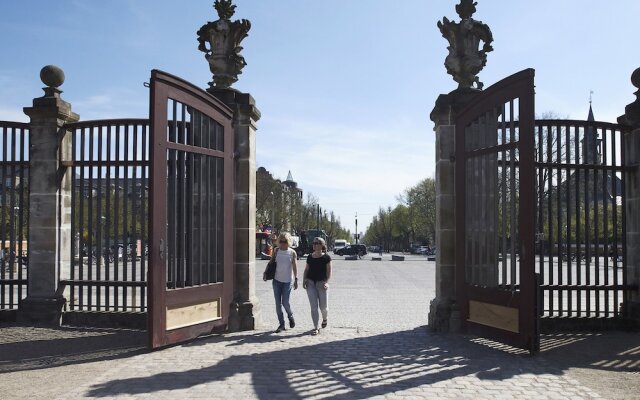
<box><xmin>272</xmin><ymin>279</ymin><xmax>293</xmax><ymax>326</ymax></box>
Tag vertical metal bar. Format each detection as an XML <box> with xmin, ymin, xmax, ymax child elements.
<box><xmin>113</xmin><ymin>124</ymin><xmax>120</xmax><ymax>310</ymax></box>
<box><xmin>131</xmin><ymin>123</ymin><xmax>139</xmax><ymax>306</ymax></box>
<box><xmin>556</xmin><ymin>124</ymin><xmax>563</xmax><ymax>316</ymax></box>
<box><xmin>197</xmin><ymin>128</ymin><xmax>204</xmax><ymax>286</ymax></box>
<box><xmin>575</xmin><ymin>126</ymin><xmax>582</xmax><ymax>316</ymax></box>
<box><xmin>536</xmin><ymin>123</ymin><xmax>544</xmax><ymax>305</ymax></box>
<box><xmin>584</xmin><ymin>135</ymin><xmax>591</xmax><ymax>317</ymax></box>
<box><xmin>122</xmin><ymin>124</ymin><xmax>130</xmax><ymax>308</ymax></box>
<box><xmin>619</xmin><ymin>127</ymin><xmax>626</xmax><ymax>319</ymax></box>
<box><xmin>167</xmin><ymin>101</ymin><xmax>176</xmax><ymax>290</ymax></box>
<box><xmin>177</xmin><ymin>104</ymin><xmax>186</xmax><ymax>287</ymax></box>
<box><xmin>186</xmin><ymin>122</ymin><xmax>194</xmax><ymax>287</ymax></box>
<box><xmin>141</xmin><ymin>123</ymin><xmax>148</xmax><ymax>310</ymax></box>
<box><xmin>89</xmin><ymin>127</ymin><xmax>96</xmax><ymax>309</ymax></box>
<box><xmin>602</xmin><ymin>128</ymin><xmax>610</xmax><ymax>317</ymax></box>
<box><xmin>546</xmin><ymin>124</ymin><xmax>554</xmax><ymax>315</ymax></box>
<box><xmin>0</xmin><ymin>126</ymin><xmax>6</xmax><ymax>308</ymax></box>
<box><xmin>593</xmin><ymin>139</ymin><xmax>600</xmax><ymax>318</ymax></box>
<box><xmin>205</xmin><ymin>119</ymin><xmax>212</xmax><ymax>284</ymax></box>
<box><xmin>96</xmin><ymin>125</ymin><xmax>104</xmax><ymax>311</ymax></box>
<box><xmin>509</xmin><ymin>100</ymin><xmax>516</xmax><ymax>290</ymax></box>
<box><xmin>565</xmin><ymin>123</ymin><xmax>572</xmax><ymax>316</ymax></box>
<box><xmin>217</xmin><ymin>156</ymin><xmax>224</xmax><ymax>282</ymax></box>
<box><xmin>105</xmin><ymin>125</ymin><xmax>112</xmax><ymax>310</ymax></box>
<box><xmin>69</xmin><ymin>128</ymin><xmax>76</xmax><ymax>310</ymax></box>
<box><xmin>194</xmin><ymin>112</ymin><xmax>202</xmax><ymax>286</ymax></box>
<box><xmin>19</xmin><ymin>127</ymin><xmax>27</xmax><ymax>303</ymax></box>
<box><xmin>501</xmin><ymin>105</ymin><xmax>507</xmax><ymax>286</ymax></box>
<box><xmin>9</xmin><ymin>127</ymin><xmax>16</xmax><ymax>307</ymax></box>
<box><xmin>613</xmin><ymin>127</ymin><xmax>620</xmax><ymax>317</ymax></box>
<box><xmin>75</xmin><ymin>128</ymin><xmax>84</xmax><ymax>311</ymax></box>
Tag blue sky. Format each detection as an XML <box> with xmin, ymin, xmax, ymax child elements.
<box><xmin>0</xmin><ymin>0</ymin><xmax>638</xmax><ymax>232</ymax></box>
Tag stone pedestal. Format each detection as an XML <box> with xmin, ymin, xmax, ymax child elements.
<box><xmin>620</xmin><ymin>68</ymin><xmax>640</xmax><ymax>324</ymax></box>
<box><xmin>427</xmin><ymin>89</ymin><xmax>478</xmax><ymax>333</ymax></box>
<box><xmin>209</xmin><ymin>88</ymin><xmax>262</xmax><ymax>331</ymax></box>
<box><xmin>18</xmin><ymin>68</ymin><xmax>79</xmax><ymax>326</ymax></box>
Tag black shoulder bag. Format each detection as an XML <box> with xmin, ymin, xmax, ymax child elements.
<box><xmin>265</xmin><ymin>248</ymin><xmax>278</xmax><ymax>280</ymax></box>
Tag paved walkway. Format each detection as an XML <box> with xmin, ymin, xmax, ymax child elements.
<box><xmin>1</xmin><ymin>255</ymin><xmax>639</xmax><ymax>399</ymax></box>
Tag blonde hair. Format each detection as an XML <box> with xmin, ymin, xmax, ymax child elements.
<box><xmin>313</xmin><ymin>237</ymin><xmax>327</xmax><ymax>252</ymax></box>
<box><xmin>277</xmin><ymin>232</ymin><xmax>292</xmax><ymax>247</ymax></box>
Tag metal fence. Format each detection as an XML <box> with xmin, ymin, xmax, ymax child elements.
<box><xmin>63</xmin><ymin>119</ymin><xmax>149</xmax><ymax>312</ymax></box>
<box><xmin>535</xmin><ymin>119</ymin><xmax>629</xmax><ymax>319</ymax></box>
<box><xmin>0</xmin><ymin>121</ymin><xmax>29</xmax><ymax>311</ymax></box>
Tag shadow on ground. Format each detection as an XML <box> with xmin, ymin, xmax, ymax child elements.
<box><xmin>83</xmin><ymin>327</ymin><xmax>640</xmax><ymax>399</ymax></box>
<box><xmin>0</xmin><ymin>322</ymin><xmax>147</xmax><ymax>373</ymax></box>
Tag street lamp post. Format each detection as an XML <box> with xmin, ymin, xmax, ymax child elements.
<box><xmin>355</xmin><ymin>212</ymin><xmax>358</xmax><ymax>245</ymax></box>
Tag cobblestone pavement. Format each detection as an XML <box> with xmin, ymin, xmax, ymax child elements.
<box><xmin>1</xmin><ymin>255</ymin><xmax>639</xmax><ymax>399</ymax></box>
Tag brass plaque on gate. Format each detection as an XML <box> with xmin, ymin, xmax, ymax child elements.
<box><xmin>468</xmin><ymin>300</ymin><xmax>519</xmax><ymax>333</ymax></box>
<box><xmin>166</xmin><ymin>299</ymin><xmax>221</xmax><ymax>331</ymax></box>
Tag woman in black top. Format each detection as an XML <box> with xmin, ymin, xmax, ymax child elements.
<box><xmin>302</xmin><ymin>237</ymin><xmax>332</xmax><ymax>335</ymax></box>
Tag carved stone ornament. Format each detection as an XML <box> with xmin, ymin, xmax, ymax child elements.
<box><xmin>438</xmin><ymin>0</ymin><xmax>494</xmax><ymax>90</ymax></box>
<box><xmin>623</xmin><ymin>67</ymin><xmax>640</xmax><ymax>128</ymax></box>
<box><xmin>197</xmin><ymin>0</ymin><xmax>251</xmax><ymax>89</ymax></box>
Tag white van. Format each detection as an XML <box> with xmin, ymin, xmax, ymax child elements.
<box><xmin>333</xmin><ymin>239</ymin><xmax>348</xmax><ymax>254</ymax></box>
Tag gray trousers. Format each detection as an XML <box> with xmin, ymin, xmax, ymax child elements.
<box><xmin>305</xmin><ymin>279</ymin><xmax>328</xmax><ymax>329</ymax></box>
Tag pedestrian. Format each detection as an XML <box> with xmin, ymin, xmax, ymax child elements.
<box><xmin>263</xmin><ymin>232</ymin><xmax>298</xmax><ymax>333</ymax></box>
<box><xmin>303</xmin><ymin>236</ymin><xmax>332</xmax><ymax>335</ymax></box>
<box><xmin>379</xmin><ymin>244</ymin><xmax>383</xmax><ymax>256</ymax></box>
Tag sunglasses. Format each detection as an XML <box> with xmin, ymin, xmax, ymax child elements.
<box><xmin>313</xmin><ymin>242</ymin><xmax>322</xmax><ymax>245</ymax></box>
<box><xmin>279</xmin><ymin>240</ymin><xmax>288</xmax><ymax>244</ymax></box>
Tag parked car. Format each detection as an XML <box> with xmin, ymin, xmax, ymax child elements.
<box><xmin>415</xmin><ymin>245</ymin><xmax>435</xmax><ymax>255</ymax></box>
<box><xmin>333</xmin><ymin>239</ymin><xmax>348</xmax><ymax>254</ymax></box>
<box><xmin>410</xmin><ymin>245</ymin><xmax>423</xmax><ymax>254</ymax></box>
<box><xmin>335</xmin><ymin>244</ymin><xmax>367</xmax><ymax>257</ymax></box>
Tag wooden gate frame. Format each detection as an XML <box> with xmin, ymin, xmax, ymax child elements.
<box><xmin>148</xmin><ymin>70</ymin><xmax>234</xmax><ymax>349</ymax></box>
<box><xmin>455</xmin><ymin>69</ymin><xmax>538</xmax><ymax>353</ymax></box>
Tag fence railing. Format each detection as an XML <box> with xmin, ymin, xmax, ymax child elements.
<box><xmin>63</xmin><ymin>119</ymin><xmax>150</xmax><ymax>313</ymax></box>
<box><xmin>534</xmin><ymin>119</ymin><xmax>630</xmax><ymax>319</ymax></box>
<box><xmin>0</xmin><ymin>121</ymin><xmax>29</xmax><ymax>311</ymax></box>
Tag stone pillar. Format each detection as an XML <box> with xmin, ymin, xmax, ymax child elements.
<box><xmin>209</xmin><ymin>88</ymin><xmax>262</xmax><ymax>331</ymax></box>
<box><xmin>18</xmin><ymin>65</ymin><xmax>79</xmax><ymax>325</ymax></box>
<box><xmin>620</xmin><ymin>67</ymin><xmax>640</xmax><ymax>323</ymax></box>
<box><xmin>427</xmin><ymin>90</ymin><xmax>478</xmax><ymax>332</ymax></box>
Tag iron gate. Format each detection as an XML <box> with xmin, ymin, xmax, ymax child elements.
<box><xmin>456</xmin><ymin>69</ymin><xmax>538</xmax><ymax>353</ymax></box>
<box><xmin>0</xmin><ymin>121</ymin><xmax>29</xmax><ymax>313</ymax></box>
<box><xmin>64</xmin><ymin>119</ymin><xmax>149</xmax><ymax>316</ymax></box>
<box><xmin>535</xmin><ymin>119</ymin><xmax>632</xmax><ymax>327</ymax></box>
<box><xmin>148</xmin><ymin>70</ymin><xmax>234</xmax><ymax>348</ymax></box>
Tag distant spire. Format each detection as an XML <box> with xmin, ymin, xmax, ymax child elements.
<box><xmin>286</xmin><ymin>170</ymin><xmax>294</xmax><ymax>182</ymax></box>
<box><xmin>583</xmin><ymin>98</ymin><xmax>601</xmax><ymax>165</ymax></box>
<box><xmin>587</xmin><ymin>103</ymin><xmax>595</xmax><ymax>122</ymax></box>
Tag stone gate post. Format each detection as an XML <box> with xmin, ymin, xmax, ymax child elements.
<box><xmin>428</xmin><ymin>91</ymin><xmax>477</xmax><ymax>332</ymax></box>
<box><xmin>620</xmin><ymin>67</ymin><xmax>640</xmax><ymax>323</ymax></box>
<box><xmin>18</xmin><ymin>65</ymin><xmax>78</xmax><ymax>325</ymax></box>
<box><xmin>210</xmin><ymin>88</ymin><xmax>262</xmax><ymax>331</ymax></box>
<box><xmin>428</xmin><ymin>0</ymin><xmax>494</xmax><ymax>333</ymax></box>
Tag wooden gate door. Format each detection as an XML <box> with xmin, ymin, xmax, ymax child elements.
<box><xmin>148</xmin><ymin>70</ymin><xmax>234</xmax><ymax>349</ymax></box>
<box><xmin>455</xmin><ymin>69</ymin><xmax>539</xmax><ymax>353</ymax></box>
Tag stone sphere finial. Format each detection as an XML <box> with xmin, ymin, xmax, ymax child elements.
<box><xmin>40</xmin><ymin>65</ymin><xmax>65</xmax><ymax>88</ymax></box>
<box><xmin>621</xmin><ymin>67</ymin><xmax>640</xmax><ymax>128</ymax></box>
<box><xmin>631</xmin><ymin>67</ymin><xmax>640</xmax><ymax>90</ymax></box>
